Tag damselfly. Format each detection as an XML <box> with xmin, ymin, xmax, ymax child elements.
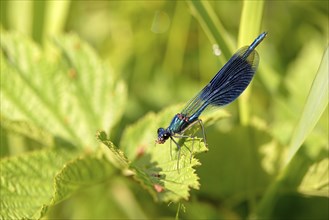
<box><xmin>156</xmin><ymin>32</ymin><xmax>267</xmax><ymax>170</ymax></box>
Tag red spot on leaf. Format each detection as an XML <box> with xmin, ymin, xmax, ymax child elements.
<box><xmin>154</xmin><ymin>184</ymin><xmax>164</xmax><ymax>193</ymax></box>
<box><xmin>68</xmin><ymin>69</ymin><xmax>77</xmax><ymax>79</ymax></box>
<box><xmin>136</xmin><ymin>145</ymin><xmax>146</xmax><ymax>158</ymax></box>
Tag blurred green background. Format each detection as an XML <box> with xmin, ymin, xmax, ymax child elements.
<box><xmin>1</xmin><ymin>0</ymin><xmax>328</xmax><ymax>219</ymax></box>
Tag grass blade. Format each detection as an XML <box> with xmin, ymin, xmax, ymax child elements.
<box><xmin>252</xmin><ymin>47</ymin><xmax>329</xmax><ymax>219</ymax></box>
<box><xmin>237</xmin><ymin>0</ymin><xmax>265</xmax><ymax>125</ymax></box>
<box><xmin>238</xmin><ymin>0</ymin><xmax>265</xmax><ymax>47</ymax></box>
<box><xmin>287</xmin><ymin>47</ymin><xmax>328</xmax><ymax>163</ymax></box>
<box><xmin>186</xmin><ymin>0</ymin><xmax>234</xmax><ymax>63</ymax></box>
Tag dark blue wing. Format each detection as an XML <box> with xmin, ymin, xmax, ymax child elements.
<box><xmin>181</xmin><ymin>46</ymin><xmax>259</xmax><ymax>120</ymax></box>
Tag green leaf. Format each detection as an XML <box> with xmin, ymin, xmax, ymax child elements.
<box><xmin>117</xmin><ymin>105</ymin><xmax>229</xmax><ymax>203</ymax></box>
<box><xmin>0</xmin><ymin>30</ymin><xmax>126</xmax><ymax>219</ymax></box>
<box><xmin>96</xmin><ymin>131</ymin><xmax>130</xmax><ymax>171</ymax></box>
<box><xmin>52</xmin><ymin>153</ymin><xmax>116</xmax><ymax>204</ymax></box>
<box><xmin>0</xmin><ymin>148</ymin><xmax>117</xmax><ymax>219</ymax></box>
<box><xmin>270</xmin><ymin>39</ymin><xmax>326</xmax><ymax>146</ymax></box>
<box><xmin>0</xmin><ymin>148</ymin><xmax>76</xmax><ymax>219</ymax></box>
<box><xmin>253</xmin><ymin>47</ymin><xmax>329</xmax><ymax>219</ymax></box>
<box><xmin>197</xmin><ymin>124</ymin><xmax>274</xmax><ymax>204</ymax></box>
<box><xmin>287</xmin><ymin>47</ymin><xmax>328</xmax><ymax>162</ymax></box>
<box><xmin>298</xmin><ymin>158</ymin><xmax>328</xmax><ymax>197</ymax></box>
<box><xmin>1</xmin><ymin>116</ymin><xmax>55</xmax><ymax>148</ymax></box>
<box><xmin>237</xmin><ymin>0</ymin><xmax>265</xmax><ymax>48</ymax></box>
<box><xmin>237</xmin><ymin>0</ymin><xmax>265</xmax><ymax>125</ymax></box>
<box><xmin>0</xmin><ymin>30</ymin><xmax>127</xmax><ymax>149</ymax></box>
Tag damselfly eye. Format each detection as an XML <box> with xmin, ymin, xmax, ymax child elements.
<box><xmin>157</xmin><ymin>128</ymin><xmax>164</xmax><ymax>134</ymax></box>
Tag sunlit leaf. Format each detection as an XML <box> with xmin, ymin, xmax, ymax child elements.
<box><xmin>0</xmin><ymin>30</ymin><xmax>127</xmax><ymax>219</ymax></box>
<box><xmin>298</xmin><ymin>158</ymin><xmax>329</xmax><ymax>197</ymax></box>
<box><xmin>51</xmin><ymin>153</ymin><xmax>116</xmax><ymax>204</ymax></box>
<box><xmin>271</xmin><ymin>39</ymin><xmax>327</xmax><ymax>146</ymax></box>
<box><xmin>287</xmin><ymin>47</ymin><xmax>328</xmax><ymax>162</ymax></box>
<box><xmin>0</xmin><ymin>149</ymin><xmax>76</xmax><ymax>219</ymax></box>
<box><xmin>0</xmin><ymin>148</ymin><xmax>117</xmax><ymax>219</ymax></box>
<box><xmin>0</xmin><ymin>31</ymin><xmax>127</xmax><ymax>149</ymax></box>
<box><xmin>117</xmin><ymin>105</ymin><xmax>229</xmax><ymax>202</ymax></box>
<box><xmin>1</xmin><ymin>117</ymin><xmax>55</xmax><ymax>148</ymax></box>
<box><xmin>96</xmin><ymin>131</ymin><xmax>130</xmax><ymax>171</ymax></box>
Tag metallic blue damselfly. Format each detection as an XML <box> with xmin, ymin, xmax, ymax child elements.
<box><xmin>156</xmin><ymin>32</ymin><xmax>267</xmax><ymax>171</ymax></box>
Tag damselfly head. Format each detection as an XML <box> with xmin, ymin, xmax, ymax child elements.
<box><xmin>156</xmin><ymin>127</ymin><xmax>170</xmax><ymax>144</ymax></box>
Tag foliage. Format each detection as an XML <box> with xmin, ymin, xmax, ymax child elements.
<box><xmin>1</xmin><ymin>0</ymin><xmax>328</xmax><ymax>219</ymax></box>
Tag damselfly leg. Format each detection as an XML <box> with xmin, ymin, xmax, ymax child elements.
<box><xmin>169</xmin><ymin>119</ymin><xmax>207</xmax><ymax>172</ymax></box>
<box><xmin>169</xmin><ymin>136</ymin><xmax>191</xmax><ymax>173</ymax></box>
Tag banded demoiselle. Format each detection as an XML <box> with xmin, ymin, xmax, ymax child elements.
<box><xmin>156</xmin><ymin>32</ymin><xmax>267</xmax><ymax>170</ymax></box>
